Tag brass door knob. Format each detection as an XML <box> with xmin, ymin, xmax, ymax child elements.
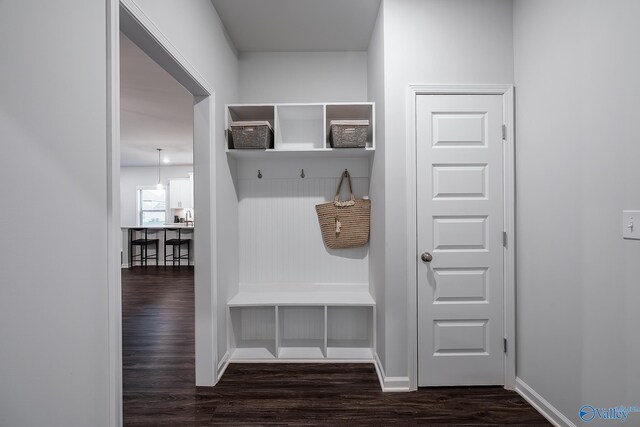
<box><xmin>421</xmin><ymin>252</ymin><xmax>433</xmax><ymax>263</ymax></box>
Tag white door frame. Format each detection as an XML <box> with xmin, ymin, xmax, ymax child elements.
<box><xmin>406</xmin><ymin>84</ymin><xmax>515</xmax><ymax>391</ymax></box>
<box><xmin>107</xmin><ymin>1</ymin><xmax>219</xmax><ymax>425</ymax></box>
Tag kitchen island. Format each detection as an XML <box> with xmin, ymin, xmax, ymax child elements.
<box><xmin>121</xmin><ymin>225</ymin><xmax>194</xmax><ymax>267</ymax></box>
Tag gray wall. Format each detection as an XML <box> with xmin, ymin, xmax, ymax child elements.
<box><xmin>380</xmin><ymin>0</ymin><xmax>514</xmax><ymax>379</ymax></box>
<box><xmin>238</xmin><ymin>51</ymin><xmax>368</xmax><ymax>103</ymax></box>
<box><xmin>0</xmin><ymin>1</ymin><xmax>110</xmax><ymax>426</ymax></box>
<box><xmin>514</xmin><ymin>0</ymin><xmax>640</xmax><ymax>423</ymax></box>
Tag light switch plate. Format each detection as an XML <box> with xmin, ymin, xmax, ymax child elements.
<box><xmin>623</xmin><ymin>211</ymin><xmax>640</xmax><ymax>239</ymax></box>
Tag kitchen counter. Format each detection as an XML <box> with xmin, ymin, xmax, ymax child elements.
<box><xmin>120</xmin><ymin>225</ymin><xmax>194</xmax><ymax>267</ymax></box>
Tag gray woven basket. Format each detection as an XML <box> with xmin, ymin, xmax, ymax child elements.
<box><xmin>230</xmin><ymin>121</ymin><xmax>273</xmax><ymax>149</ymax></box>
<box><xmin>329</xmin><ymin>120</ymin><xmax>369</xmax><ymax>148</ymax></box>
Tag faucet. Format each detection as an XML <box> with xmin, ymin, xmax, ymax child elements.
<box><xmin>185</xmin><ymin>209</ymin><xmax>193</xmax><ymax>226</ymax></box>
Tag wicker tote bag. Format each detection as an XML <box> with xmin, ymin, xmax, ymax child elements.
<box><xmin>316</xmin><ymin>170</ymin><xmax>371</xmax><ymax>249</ymax></box>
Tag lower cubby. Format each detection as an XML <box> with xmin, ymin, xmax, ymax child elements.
<box><xmin>228</xmin><ymin>302</ymin><xmax>374</xmax><ymax>362</ymax></box>
<box><xmin>278</xmin><ymin>306</ymin><xmax>325</xmax><ymax>359</ymax></box>
<box><xmin>326</xmin><ymin>306</ymin><xmax>373</xmax><ymax>359</ymax></box>
<box><xmin>229</xmin><ymin>306</ymin><xmax>277</xmax><ymax>359</ymax></box>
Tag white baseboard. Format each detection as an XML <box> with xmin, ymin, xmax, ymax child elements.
<box><xmin>515</xmin><ymin>377</ymin><xmax>576</xmax><ymax>427</ymax></box>
<box><xmin>374</xmin><ymin>353</ymin><xmax>411</xmax><ymax>392</ymax></box>
<box><xmin>217</xmin><ymin>351</ymin><xmax>230</xmax><ymax>381</ymax></box>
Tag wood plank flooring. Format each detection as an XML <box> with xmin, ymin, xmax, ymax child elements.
<box><xmin>122</xmin><ymin>267</ymin><xmax>549</xmax><ymax>426</ymax></box>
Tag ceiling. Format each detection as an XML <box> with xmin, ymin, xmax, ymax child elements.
<box><xmin>210</xmin><ymin>0</ymin><xmax>382</xmax><ymax>52</ymax></box>
<box><xmin>120</xmin><ymin>33</ymin><xmax>193</xmax><ymax>167</ymax></box>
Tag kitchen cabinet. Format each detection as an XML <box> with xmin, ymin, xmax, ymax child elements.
<box><xmin>169</xmin><ymin>178</ymin><xmax>193</xmax><ymax>209</ymax></box>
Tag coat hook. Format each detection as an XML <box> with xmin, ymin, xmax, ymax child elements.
<box><xmin>300</xmin><ymin>169</ymin><xmax>305</xmax><ymax>178</ymax></box>
<box><xmin>344</xmin><ymin>169</ymin><xmax>349</xmax><ymax>178</ymax></box>
<box><xmin>257</xmin><ymin>169</ymin><xmax>262</xmax><ymax>179</ymax></box>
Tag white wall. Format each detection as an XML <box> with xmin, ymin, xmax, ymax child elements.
<box><xmin>0</xmin><ymin>1</ymin><xmax>110</xmax><ymax>426</ymax></box>
<box><xmin>238</xmin><ymin>52</ymin><xmax>368</xmax><ymax>103</ymax></box>
<box><xmin>132</xmin><ymin>0</ymin><xmax>240</xmax><ymax>379</ymax></box>
<box><xmin>120</xmin><ymin>165</ymin><xmax>193</xmax><ymax>226</ymax></box>
<box><xmin>367</xmin><ymin>2</ymin><xmax>387</xmax><ymax>370</ymax></box>
<box><xmin>380</xmin><ymin>0</ymin><xmax>514</xmax><ymax>380</ymax></box>
<box><xmin>514</xmin><ymin>0</ymin><xmax>640</xmax><ymax>423</ymax></box>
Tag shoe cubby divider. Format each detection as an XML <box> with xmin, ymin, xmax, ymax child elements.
<box><xmin>229</xmin><ymin>302</ymin><xmax>374</xmax><ymax>361</ymax></box>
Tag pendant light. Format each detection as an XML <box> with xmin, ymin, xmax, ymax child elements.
<box><xmin>156</xmin><ymin>148</ymin><xmax>163</xmax><ymax>190</ymax></box>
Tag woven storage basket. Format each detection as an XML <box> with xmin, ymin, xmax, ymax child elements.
<box><xmin>329</xmin><ymin>120</ymin><xmax>369</xmax><ymax>148</ymax></box>
<box><xmin>316</xmin><ymin>170</ymin><xmax>371</xmax><ymax>249</ymax></box>
<box><xmin>230</xmin><ymin>121</ymin><xmax>273</xmax><ymax>149</ymax></box>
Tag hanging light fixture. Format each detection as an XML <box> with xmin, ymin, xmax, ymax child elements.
<box><xmin>156</xmin><ymin>148</ymin><xmax>163</xmax><ymax>190</ymax></box>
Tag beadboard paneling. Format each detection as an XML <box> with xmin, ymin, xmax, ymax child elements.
<box><xmin>327</xmin><ymin>306</ymin><xmax>371</xmax><ymax>341</ymax></box>
<box><xmin>231</xmin><ymin>307</ymin><xmax>276</xmax><ymax>341</ymax></box>
<box><xmin>280</xmin><ymin>307</ymin><xmax>325</xmax><ymax>340</ymax></box>
<box><xmin>238</xmin><ymin>175</ymin><xmax>369</xmax><ymax>285</ymax></box>
<box><xmin>237</xmin><ymin>157</ymin><xmax>370</xmax><ymax>180</ymax></box>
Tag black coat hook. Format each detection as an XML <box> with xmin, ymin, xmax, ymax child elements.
<box><xmin>300</xmin><ymin>169</ymin><xmax>305</xmax><ymax>178</ymax></box>
<box><xmin>257</xmin><ymin>170</ymin><xmax>262</xmax><ymax>179</ymax></box>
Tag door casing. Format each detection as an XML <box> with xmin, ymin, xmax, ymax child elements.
<box><xmin>406</xmin><ymin>85</ymin><xmax>515</xmax><ymax>391</ymax></box>
<box><xmin>107</xmin><ymin>1</ymin><xmax>218</xmax><ymax>426</ymax></box>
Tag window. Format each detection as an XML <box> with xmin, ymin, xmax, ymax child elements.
<box><xmin>137</xmin><ymin>187</ymin><xmax>166</xmax><ymax>226</ymax></box>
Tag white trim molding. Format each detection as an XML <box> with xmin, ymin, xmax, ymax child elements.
<box><xmin>119</xmin><ymin>0</ymin><xmax>213</xmax><ymax>96</ymax></box>
<box><xmin>217</xmin><ymin>351</ymin><xmax>231</xmax><ymax>380</ymax></box>
<box><xmin>106</xmin><ymin>1</ymin><xmax>122</xmax><ymax>426</ymax></box>
<box><xmin>516</xmin><ymin>378</ymin><xmax>576</xmax><ymax>427</ymax></box>
<box><xmin>374</xmin><ymin>353</ymin><xmax>411</xmax><ymax>392</ymax></box>
<box><xmin>406</xmin><ymin>84</ymin><xmax>516</xmax><ymax>391</ymax></box>
<box><xmin>107</xmin><ymin>1</ymin><xmax>219</xmax><ymax>425</ymax></box>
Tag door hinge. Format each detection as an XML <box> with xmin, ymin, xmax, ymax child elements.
<box><xmin>503</xmin><ymin>231</ymin><xmax>508</xmax><ymax>247</ymax></box>
<box><xmin>503</xmin><ymin>338</ymin><xmax>508</xmax><ymax>353</ymax></box>
<box><xmin>502</xmin><ymin>124</ymin><xmax>507</xmax><ymax>140</ymax></box>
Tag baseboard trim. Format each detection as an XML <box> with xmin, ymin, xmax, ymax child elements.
<box><xmin>374</xmin><ymin>353</ymin><xmax>411</xmax><ymax>392</ymax></box>
<box><xmin>217</xmin><ymin>351</ymin><xmax>231</xmax><ymax>381</ymax></box>
<box><xmin>515</xmin><ymin>378</ymin><xmax>576</xmax><ymax>427</ymax></box>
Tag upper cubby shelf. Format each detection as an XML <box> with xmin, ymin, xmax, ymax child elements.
<box><xmin>225</xmin><ymin>102</ymin><xmax>375</xmax><ymax>157</ymax></box>
<box><xmin>325</xmin><ymin>104</ymin><xmax>374</xmax><ymax>148</ymax></box>
<box><xmin>277</xmin><ymin>104</ymin><xmax>325</xmax><ymax>150</ymax></box>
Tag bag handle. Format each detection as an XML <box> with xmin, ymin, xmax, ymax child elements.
<box><xmin>334</xmin><ymin>169</ymin><xmax>356</xmax><ymax>205</ymax></box>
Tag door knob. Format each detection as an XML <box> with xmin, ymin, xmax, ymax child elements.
<box><xmin>421</xmin><ymin>252</ymin><xmax>433</xmax><ymax>263</ymax></box>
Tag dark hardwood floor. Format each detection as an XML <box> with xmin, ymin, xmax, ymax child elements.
<box><xmin>122</xmin><ymin>267</ymin><xmax>549</xmax><ymax>426</ymax></box>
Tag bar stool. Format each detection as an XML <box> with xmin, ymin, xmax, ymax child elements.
<box><xmin>164</xmin><ymin>228</ymin><xmax>191</xmax><ymax>266</ymax></box>
<box><xmin>129</xmin><ymin>228</ymin><xmax>159</xmax><ymax>267</ymax></box>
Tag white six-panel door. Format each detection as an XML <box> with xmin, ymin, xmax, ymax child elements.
<box><xmin>417</xmin><ymin>94</ymin><xmax>505</xmax><ymax>386</ymax></box>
